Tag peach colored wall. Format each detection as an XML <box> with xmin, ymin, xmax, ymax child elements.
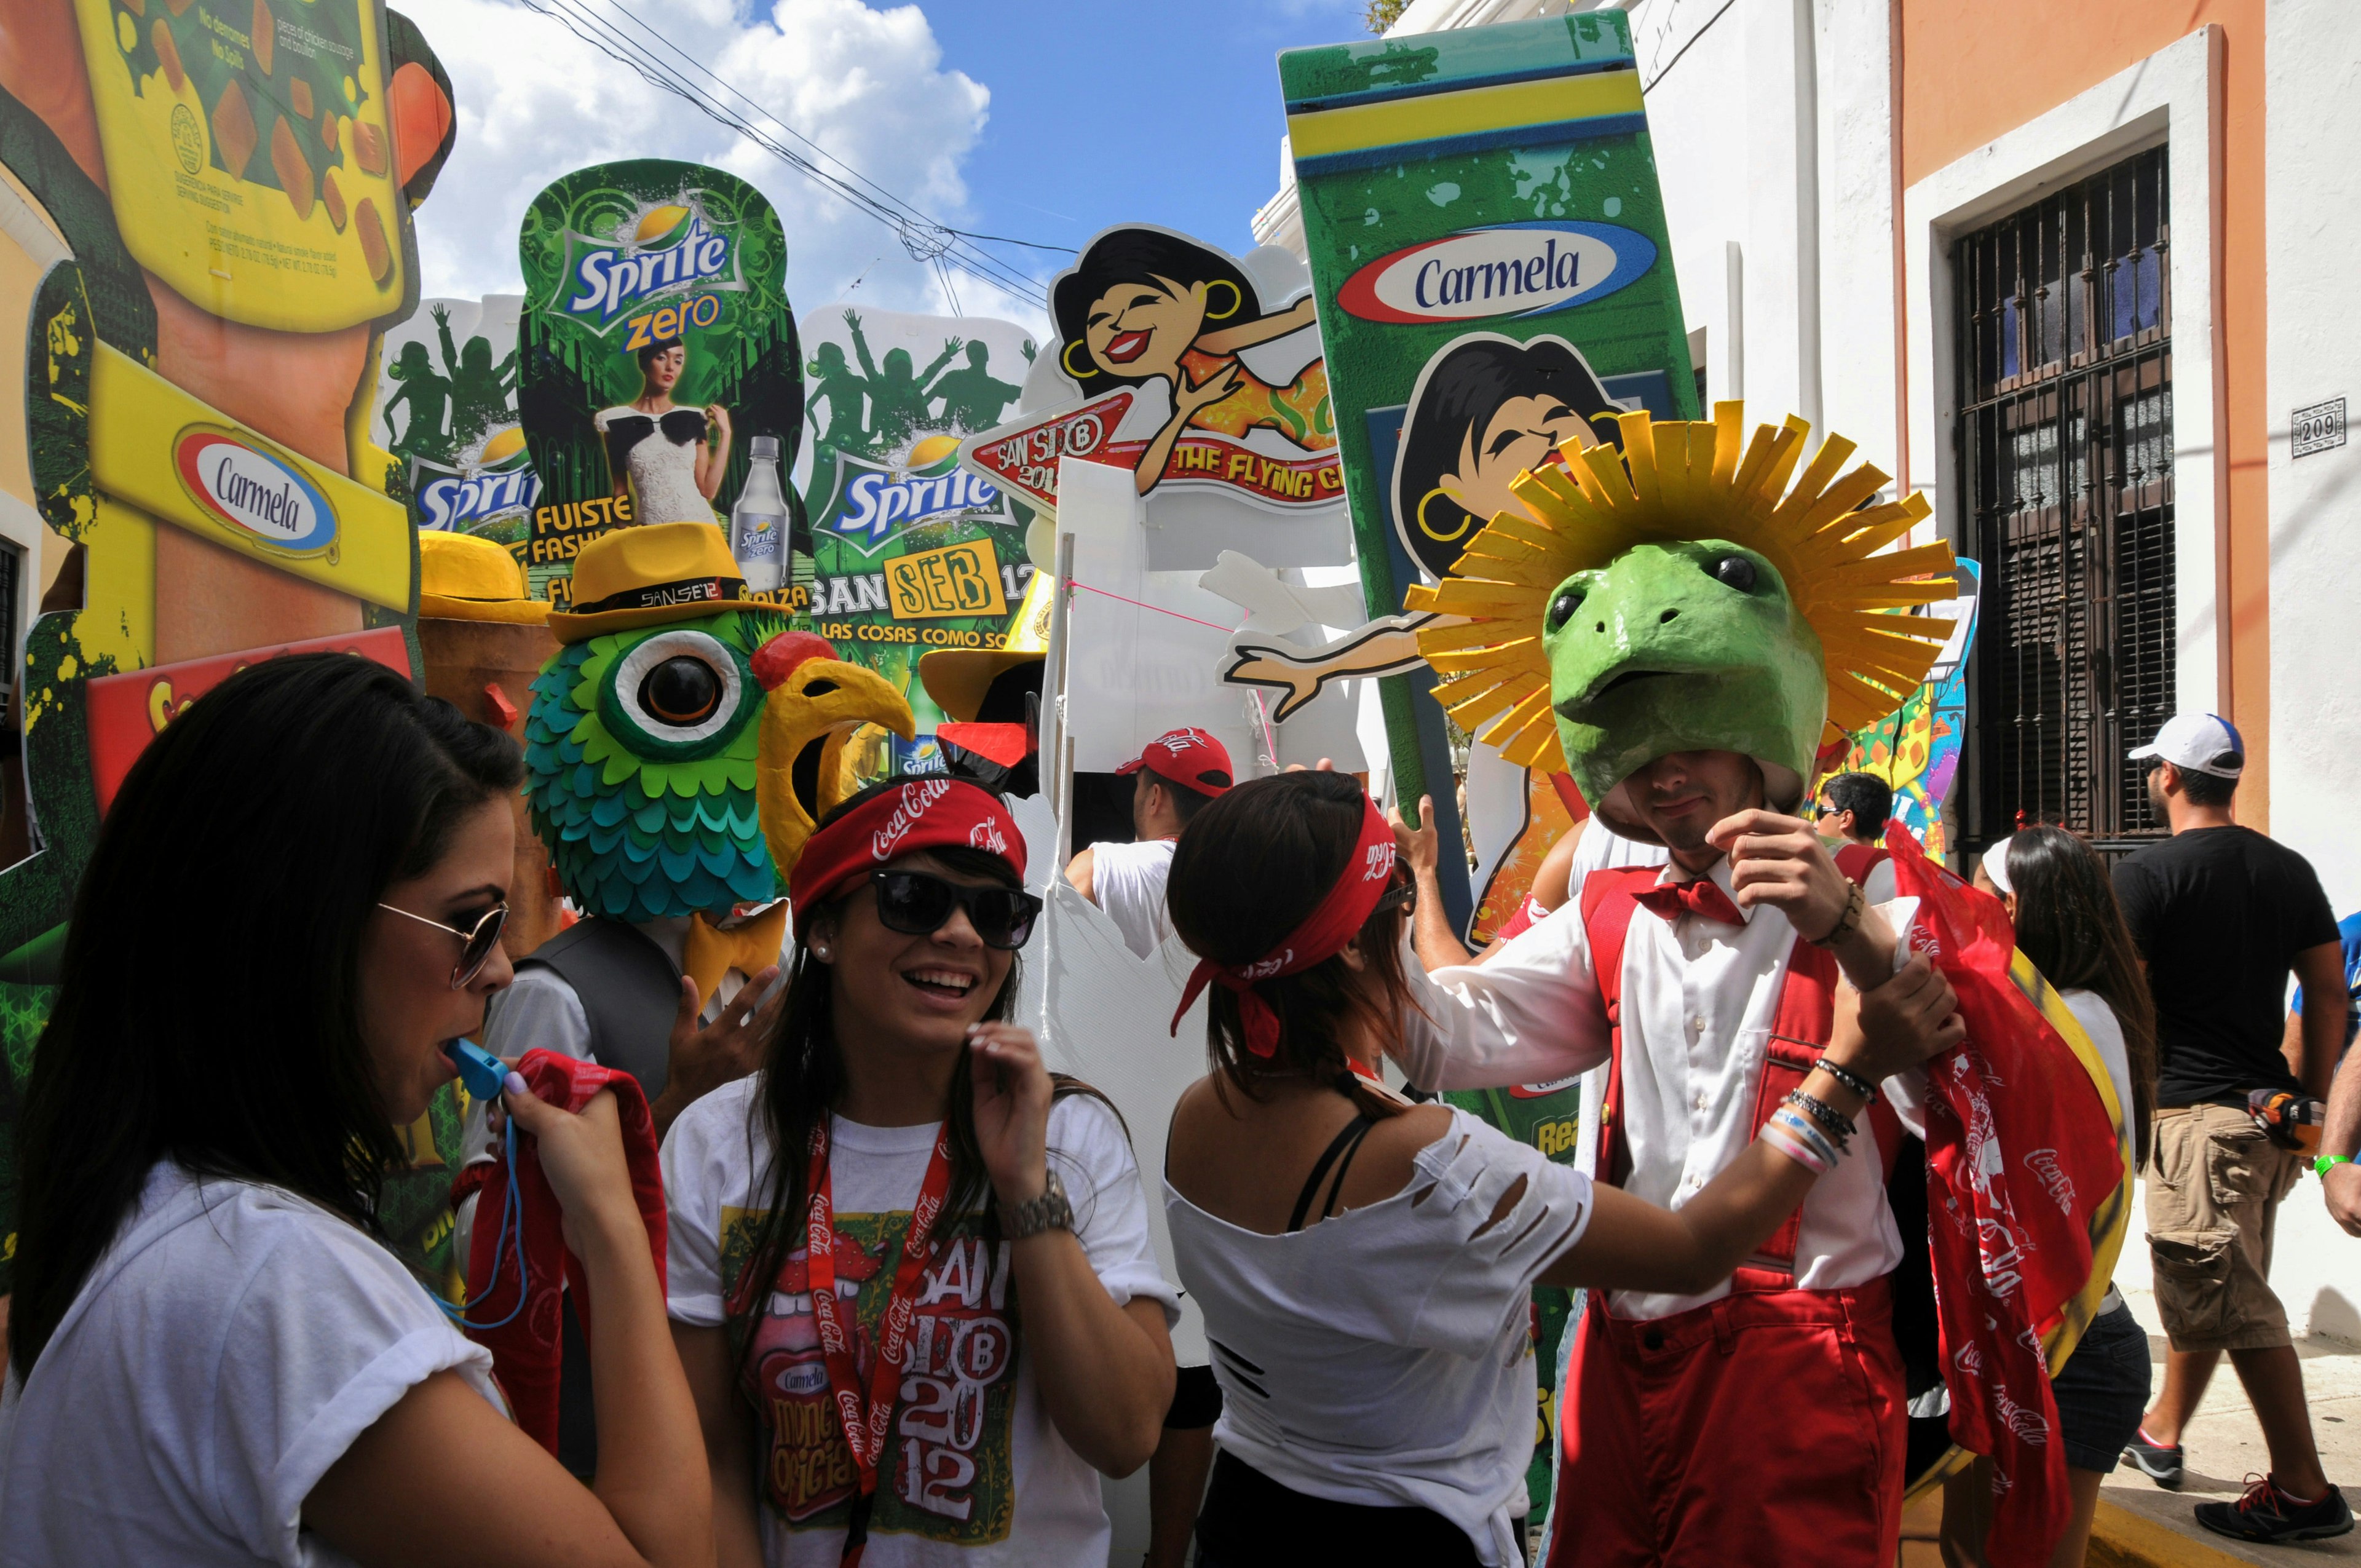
<box><xmin>1899</xmin><ymin>0</ymin><xmax>2272</xmax><ymax>823</ymax></box>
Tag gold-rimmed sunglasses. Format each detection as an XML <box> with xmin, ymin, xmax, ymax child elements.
<box><xmin>376</xmin><ymin>901</ymin><xmax>509</xmax><ymax>989</ymax></box>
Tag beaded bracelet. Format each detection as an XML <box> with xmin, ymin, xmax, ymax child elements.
<box><xmin>1760</xmin><ymin>1114</ymin><xmax>1833</xmax><ymax>1176</ymax></box>
<box><xmin>1766</xmin><ymin>1106</ymin><xmax>1844</xmax><ymax>1172</ymax></box>
<box><xmin>1812</xmin><ymin>1056</ymin><xmax>1878</xmax><ymax>1102</ymax></box>
<box><xmin>1785</xmin><ymin>1088</ymin><xmax>1857</xmax><ymax>1147</ymax></box>
<box><xmin>1808</xmin><ymin>881</ymin><xmax>1867</xmax><ymax>950</ymax></box>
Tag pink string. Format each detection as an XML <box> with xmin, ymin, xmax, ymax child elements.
<box><xmin>1064</xmin><ymin>577</ymin><xmax>1241</xmax><ymax>635</ymax></box>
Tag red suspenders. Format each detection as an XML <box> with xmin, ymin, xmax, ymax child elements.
<box><xmin>1579</xmin><ymin>866</ymin><xmax>1902</xmax><ymax>1294</ymax></box>
<box><xmin>1832</xmin><ymin>842</ymin><xmax>1890</xmax><ymax>886</ymax></box>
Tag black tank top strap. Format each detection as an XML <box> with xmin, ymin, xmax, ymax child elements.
<box><xmin>1288</xmin><ymin>1112</ymin><xmax>1378</xmax><ymax>1233</ymax></box>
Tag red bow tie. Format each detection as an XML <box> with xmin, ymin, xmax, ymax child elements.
<box><xmin>1634</xmin><ymin>877</ymin><xmax>1745</xmax><ymax>927</ymax></box>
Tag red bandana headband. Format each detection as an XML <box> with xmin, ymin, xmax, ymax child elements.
<box><xmin>788</xmin><ymin>778</ymin><xmax>1027</xmax><ymax>914</ymax></box>
<box><xmin>1170</xmin><ymin>795</ymin><xmax>1398</xmax><ymax>1057</ymax></box>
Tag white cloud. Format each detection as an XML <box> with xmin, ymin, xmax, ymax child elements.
<box><xmin>398</xmin><ymin>0</ymin><xmax>1045</xmax><ymax>324</ymax></box>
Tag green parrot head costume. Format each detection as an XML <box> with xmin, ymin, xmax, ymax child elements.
<box><xmin>1409</xmin><ymin>403</ymin><xmax>1956</xmax><ymax>844</ymax></box>
<box><xmin>524</xmin><ymin>523</ymin><xmax>915</xmax><ymax>921</ymax></box>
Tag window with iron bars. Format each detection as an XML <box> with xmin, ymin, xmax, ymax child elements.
<box><xmin>1954</xmin><ymin>145</ymin><xmax>2173</xmax><ymax>855</ymax></box>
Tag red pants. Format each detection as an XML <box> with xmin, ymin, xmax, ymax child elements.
<box><xmin>1549</xmin><ymin>1277</ymin><xmax>1907</xmax><ymax>1567</ymax></box>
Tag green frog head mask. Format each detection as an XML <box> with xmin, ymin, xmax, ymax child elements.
<box><xmin>1409</xmin><ymin>403</ymin><xmax>1957</xmax><ymax>845</ymax></box>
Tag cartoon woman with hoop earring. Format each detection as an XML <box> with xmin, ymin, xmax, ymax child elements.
<box><xmin>1050</xmin><ymin>226</ymin><xmax>1333</xmax><ymax>496</ymax></box>
<box><xmin>1392</xmin><ymin>333</ymin><xmax>1627</xmax><ymax>582</ymax></box>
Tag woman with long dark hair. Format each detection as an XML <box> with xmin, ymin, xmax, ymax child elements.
<box><xmin>1162</xmin><ymin>772</ymin><xmax>1961</xmax><ymax>1567</ymax></box>
<box><xmin>663</xmin><ymin>778</ymin><xmax>1176</xmax><ymax>1566</ymax></box>
<box><xmin>0</xmin><ymin>654</ymin><xmax>712</xmax><ymax>1566</ymax></box>
<box><xmin>1950</xmin><ymin>825</ymin><xmax>2159</xmax><ymax>1568</ymax></box>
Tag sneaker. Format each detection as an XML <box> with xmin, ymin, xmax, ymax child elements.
<box><xmin>2194</xmin><ymin>1476</ymin><xmax>2355</xmax><ymax>1543</ymax></box>
<box><xmin>2121</xmin><ymin>1430</ymin><xmax>2183</xmax><ymax>1490</ymax></box>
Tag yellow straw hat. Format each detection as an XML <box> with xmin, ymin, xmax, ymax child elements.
<box><xmin>418</xmin><ymin>531</ymin><xmax>550</xmax><ymax>624</ymax></box>
<box><xmin>547</xmin><ymin>521</ymin><xmax>748</xmax><ymax>644</ymax></box>
<box><xmin>917</xmin><ymin>569</ymin><xmax>1053</xmax><ymax>723</ymax></box>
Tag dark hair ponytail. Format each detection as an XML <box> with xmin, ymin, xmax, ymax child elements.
<box><xmin>9</xmin><ymin>654</ymin><xmax>523</xmax><ymax>1372</ymax></box>
<box><xmin>1165</xmin><ymin>771</ymin><xmax>1412</xmax><ymax>1121</ymax></box>
<box><xmin>2004</xmin><ymin>825</ymin><xmax>2159</xmax><ymax>1165</ymax></box>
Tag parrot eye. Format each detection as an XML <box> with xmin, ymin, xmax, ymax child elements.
<box><xmin>641</xmin><ymin>657</ymin><xmax>722</xmax><ymax>726</ymax></box>
<box><xmin>1708</xmin><ymin>554</ymin><xmax>1758</xmax><ymax>592</ymax></box>
<box><xmin>607</xmin><ymin>628</ymin><xmax>749</xmax><ymax>749</ymax></box>
<box><xmin>1546</xmin><ymin>588</ymin><xmax>1584</xmax><ymax>632</ymax></box>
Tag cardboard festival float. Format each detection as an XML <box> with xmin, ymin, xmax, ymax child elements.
<box><xmin>798</xmin><ymin>304</ymin><xmax>1041</xmax><ymax>779</ymax></box>
<box><xmin>0</xmin><ymin>0</ymin><xmax>463</xmax><ymax>1281</ymax></box>
<box><xmin>514</xmin><ymin>157</ymin><xmax>804</xmax><ymax>612</ymax></box>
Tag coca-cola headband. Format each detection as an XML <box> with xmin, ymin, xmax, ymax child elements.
<box><xmin>1170</xmin><ymin>794</ymin><xmax>1399</xmax><ymax>1057</ymax></box>
<box><xmin>788</xmin><ymin>779</ymin><xmax>1027</xmax><ymax>915</ymax></box>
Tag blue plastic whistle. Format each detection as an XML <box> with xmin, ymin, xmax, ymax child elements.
<box><xmin>446</xmin><ymin>1038</ymin><xmax>508</xmax><ymax>1103</ymax></box>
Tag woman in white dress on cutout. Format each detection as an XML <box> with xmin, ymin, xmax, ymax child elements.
<box><xmin>595</xmin><ymin>336</ymin><xmax>733</xmax><ymax>526</ymax></box>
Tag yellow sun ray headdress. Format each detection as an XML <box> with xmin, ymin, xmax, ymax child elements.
<box><xmin>1404</xmin><ymin>401</ymin><xmax>1957</xmax><ymax>772</ymax></box>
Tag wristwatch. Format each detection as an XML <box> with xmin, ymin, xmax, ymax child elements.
<box><xmin>2319</xmin><ymin>1154</ymin><xmax>2355</xmax><ymax>1177</ymax></box>
<box><xmin>999</xmin><ymin>1168</ymin><xmax>1073</xmax><ymax>1239</ymax></box>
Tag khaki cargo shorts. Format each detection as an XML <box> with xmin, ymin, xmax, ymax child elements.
<box><xmin>2145</xmin><ymin>1103</ymin><xmax>2308</xmax><ymax>1353</ymax></box>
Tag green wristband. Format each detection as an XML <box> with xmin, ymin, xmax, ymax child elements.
<box><xmin>2319</xmin><ymin>1154</ymin><xmax>2355</xmax><ymax>1176</ymax></box>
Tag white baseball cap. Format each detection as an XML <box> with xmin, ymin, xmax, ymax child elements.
<box><xmin>2127</xmin><ymin>713</ymin><xmax>2245</xmax><ymax>778</ymax></box>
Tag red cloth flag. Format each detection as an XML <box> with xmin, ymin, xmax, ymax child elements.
<box><xmin>448</xmin><ymin>1049</ymin><xmax>668</xmax><ymax>1454</ymax></box>
<box><xmin>1887</xmin><ymin>828</ymin><xmax>2129</xmax><ymax>1565</ymax></box>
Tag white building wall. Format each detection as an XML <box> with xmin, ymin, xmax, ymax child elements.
<box><xmin>2264</xmin><ymin>0</ymin><xmax>2361</xmax><ymax>920</ymax></box>
<box><xmin>1811</xmin><ymin>0</ymin><xmax>1901</xmax><ymax>488</ymax></box>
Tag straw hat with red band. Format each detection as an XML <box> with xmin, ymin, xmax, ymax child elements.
<box><xmin>788</xmin><ymin>778</ymin><xmax>1027</xmax><ymax>917</ymax></box>
<box><xmin>1170</xmin><ymin>794</ymin><xmax>1398</xmax><ymax>1057</ymax></box>
<box><xmin>1117</xmin><ymin>728</ymin><xmax>1234</xmax><ymax>798</ymax></box>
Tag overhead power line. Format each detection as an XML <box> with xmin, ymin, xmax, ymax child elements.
<box><xmin>516</xmin><ymin>0</ymin><xmax>1070</xmax><ymax>306</ymax></box>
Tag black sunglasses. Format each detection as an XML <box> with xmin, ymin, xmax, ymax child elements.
<box><xmin>378</xmin><ymin>901</ymin><xmax>509</xmax><ymax>988</ymax></box>
<box><xmin>870</xmin><ymin>871</ymin><xmax>1042</xmax><ymax>951</ymax></box>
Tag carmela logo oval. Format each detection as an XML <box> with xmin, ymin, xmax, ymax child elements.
<box><xmin>174</xmin><ymin>430</ymin><xmax>336</xmax><ymax>554</ymax></box>
<box><xmin>1337</xmin><ymin>221</ymin><xmax>1657</xmax><ymax>325</ymax></box>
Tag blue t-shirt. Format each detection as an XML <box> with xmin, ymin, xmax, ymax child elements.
<box><xmin>2290</xmin><ymin>909</ymin><xmax>2361</xmax><ymax>1048</ymax></box>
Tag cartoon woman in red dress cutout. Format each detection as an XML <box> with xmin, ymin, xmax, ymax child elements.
<box><xmin>1050</xmin><ymin>228</ymin><xmax>1335</xmax><ymax>496</ymax></box>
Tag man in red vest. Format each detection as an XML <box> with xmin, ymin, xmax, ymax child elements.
<box><xmin>1815</xmin><ymin>770</ymin><xmax>1899</xmax><ymax>902</ymax></box>
<box><xmin>1395</xmin><ymin>404</ymin><xmax>1965</xmax><ymax>1566</ymax></box>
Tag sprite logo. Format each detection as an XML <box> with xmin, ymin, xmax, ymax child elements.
<box><xmin>562</xmin><ymin>203</ymin><xmax>736</xmax><ymax>330</ymax></box>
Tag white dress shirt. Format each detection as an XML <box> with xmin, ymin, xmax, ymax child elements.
<box><xmin>1394</xmin><ymin>858</ymin><xmax>1923</xmax><ymax>1320</ymax></box>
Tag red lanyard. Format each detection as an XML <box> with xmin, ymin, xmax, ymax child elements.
<box><xmin>804</xmin><ymin>1119</ymin><xmax>955</xmax><ymax>1564</ymax></box>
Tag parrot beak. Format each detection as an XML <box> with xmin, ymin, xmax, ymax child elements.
<box><xmin>754</xmin><ymin>646</ymin><xmax>916</xmax><ymax>884</ymax></box>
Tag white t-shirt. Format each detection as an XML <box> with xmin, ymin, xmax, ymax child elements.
<box><xmin>0</xmin><ymin>1162</ymin><xmax>500</xmax><ymax>1567</ymax></box>
<box><xmin>2060</xmin><ymin>989</ymin><xmax>2136</xmax><ymax>1178</ymax></box>
<box><xmin>662</xmin><ymin>1079</ymin><xmax>1180</xmax><ymax>1567</ymax></box>
<box><xmin>1080</xmin><ymin>838</ymin><xmax>1176</xmax><ymax>960</ymax></box>
<box><xmin>1164</xmin><ymin>1107</ymin><xmax>1594</xmax><ymax>1567</ymax></box>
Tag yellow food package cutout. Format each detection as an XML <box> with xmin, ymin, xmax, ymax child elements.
<box><xmin>74</xmin><ymin>0</ymin><xmax>408</xmax><ymax>331</ymax></box>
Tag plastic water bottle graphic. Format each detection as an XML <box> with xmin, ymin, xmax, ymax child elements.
<box><xmin>731</xmin><ymin>434</ymin><xmax>786</xmax><ymax>593</ymax></box>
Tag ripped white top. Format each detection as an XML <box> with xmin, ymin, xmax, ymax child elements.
<box><xmin>1163</xmin><ymin>1107</ymin><xmax>1594</xmax><ymax>1567</ymax></box>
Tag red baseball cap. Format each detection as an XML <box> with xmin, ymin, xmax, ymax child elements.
<box><xmin>1116</xmin><ymin>728</ymin><xmax>1234</xmax><ymax>797</ymax></box>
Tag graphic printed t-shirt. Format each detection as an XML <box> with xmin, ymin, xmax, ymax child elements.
<box><xmin>2112</xmin><ymin>826</ymin><xmax>2340</xmax><ymax>1106</ymax></box>
<box><xmin>0</xmin><ymin>1162</ymin><xmax>502</xmax><ymax>1568</ymax></box>
<box><xmin>662</xmin><ymin>1080</ymin><xmax>1179</xmax><ymax>1567</ymax></box>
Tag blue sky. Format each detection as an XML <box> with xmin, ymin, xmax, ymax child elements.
<box><xmin>925</xmin><ymin>0</ymin><xmax>1367</xmax><ymax>261</ymax></box>
<box><xmin>403</xmin><ymin>0</ymin><xmax>1377</xmax><ymax>327</ymax></box>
